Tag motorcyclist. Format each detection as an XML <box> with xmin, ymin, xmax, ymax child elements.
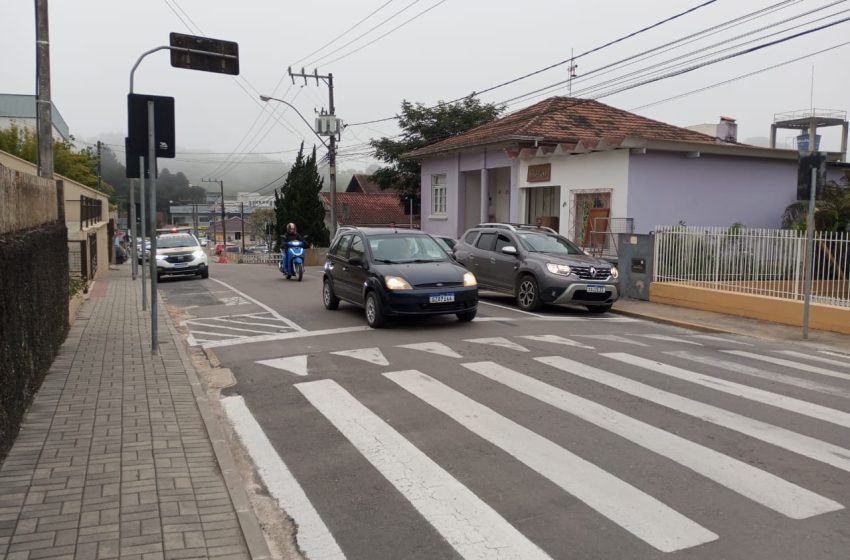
<box><xmin>280</xmin><ymin>223</ymin><xmax>305</xmax><ymax>273</ymax></box>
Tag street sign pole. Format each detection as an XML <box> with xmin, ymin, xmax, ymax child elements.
<box><xmin>802</xmin><ymin>166</ymin><xmax>817</xmax><ymax>339</ymax></box>
<box><xmin>130</xmin><ymin>179</ymin><xmax>137</xmax><ymax>280</ymax></box>
<box><xmin>139</xmin><ymin>157</ymin><xmax>147</xmax><ymax>311</ymax></box>
<box><xmin>147</xmin><ymin>101</ymin><xmax>159</xmax><ymax>355</ymax></box>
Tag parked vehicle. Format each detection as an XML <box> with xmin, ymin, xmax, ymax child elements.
<box><xmin>454</xmin><ymin>223</ymin><xmax>619</xmax><ymax>312</ymax></box>
<box><xmin>322</xmin><ymin>227</ymin><xmax>478</xmax><ymax>328</ymax></box>
<box><xmin>433</xmin><ymin>235</ymin><xmax>458</xmax><ymax>256</ymax></box>
<box><xmin>280</xmin><ymin>240</ymin><xmax>305</xmax><ymax>281</ymax></box>
<box><xmin>154</xmin><ymin>233</ymin><xmax>209</xmax><ymax>280</ymax></box>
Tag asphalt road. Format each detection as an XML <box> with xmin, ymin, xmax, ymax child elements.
<box><xmin>161</xmin><ymin>261</ymin><xmax>850</xmax><ymax>560</ymax></box>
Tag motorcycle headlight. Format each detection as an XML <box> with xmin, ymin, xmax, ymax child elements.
<box><xmin>192</xmin><ymin>250</ymin><xmax>205</xmax><ymax>259</ymax></box>
<box><xmin>546</xmin><ymin>263</ymin><xmax>572</xmax><ymax>276</ymax></box>
<box><xmin>610</xmin><ymin>266</ymin><xmax>619</xmax><ymax>279</ymax></box>
<box><xmin>463</xmin><ymin>272</ymin><xmax>477</xmax><ymax>287</ymax></box>
<box><xmin>384</xmin><ymin>276</ymin><xmax>412</xmax><ymax>290</ymax></box>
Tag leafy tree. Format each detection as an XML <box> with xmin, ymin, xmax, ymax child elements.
<box><xmin>783</xmin><ymin>177</ymin><xmax>850</xmax><ymax>232</ymax></box>
<box><xmin>0</xmin><ymin>124</ymin><xmax>113</xmax><ymax>196</ymax></box>
<box><xmin>248</xmin><ymin>207</ymin><xmax>275</xmax><ymax>251</ymax></box>
<box><xmin>369</xmin><ymin>97</ymin><xmax>505</xmax><ymax>201</ymax></box>
<box><xmin>274</xmin><ymin>143</ymin><xmax>330</xmax><ymax>248</ymax></box>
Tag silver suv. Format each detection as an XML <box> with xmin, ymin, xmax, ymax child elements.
<box><xmin>454</xmin><ymin>223</ymin><xmax>619</xmax><ymax>312</ymax></box>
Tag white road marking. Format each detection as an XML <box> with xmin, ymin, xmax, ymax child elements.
<box><xmin>202</xmin><ymin>326</ymin><xmax>372</xmax><ymax>349</ymax></box>
<box><xmin>219</xmin><ymin>296</ymin><xmax>251</xmax><ymax>306</ymax></box>
<box><xmin>520</xmin><ymin>334</ymin><xmax>594</xmax><ymax>349</ymax></box>
<box><xmin>723</xmin><ymin>351</ymin><xmax>850</xmax><ymax>383</ymax></box>
<box><xmin>576</xmin><ymin>334</ymin><xmax>648</xmax><ymax>347</ymax></box>
<box><xmin>477</xmin><ymin>299</ymin><xmax>545</xmax><ymax>317</ymax></box>
<box><xmin>463</xmin><ymin>361</ymin><xmax>841</xmax><ymax>520</ymax></box>
<box><xmin>185</xmin><ymin>322</ymin><xmax>276</xmax><ymax>334</ymax></box>
<box><xmin>189</xmin><ymin>330</ymin><xmax>245</xmax><ymax>338</ymax></box>
<box><xmin>639</xmin><ymin>334</ymin><xmax>704</xmax><ymax>346</ymax></box>
<box><xmin>669</xmin><ymin>351</ymin><xmax>850</xmax><ymax>400</ymax></box>
<box><xmin>689</xmin><ymin>334</ymin><xmax>752</xmax><ymax>346</ymax></box>
<box><xmin>256</xmin><ymin>355</ymin><xmax>309</xmax><ymax>377</ymax></box>
<box><xmin>538</xmin><ymin>356</ymin><xmax>850</xmax><ymax>473</ymax></box>
<box><xmin>330</xmin><ymin>347</ymin><xmax>389</xmax><ymax>366</ymax></box>
<box><xmin>208</xmin><ymin>318</ymin><xmax>296</xmax><ymax>329</ymax></box>
<box><xmin>821</xmin><ymin>350</ymin><xmax>850</xmax><ymax>359</ymax></box>
<box><xmin>395</xmin><ymin>342</ymin><xmax>463</xmax><ymax>359</ymax></box>
<box><xmin>222</xmin><ymin>396</ymin><xmax>345</xmax><ymax>560</ymax></box>
<box><xmin>606</xmin><ymin>353</ymin><xmax>850</xmax><ymax>430</ymax></box>
<box><xmin>384</xmin><ymin>370</ymin><xmax>717</xmax><ymax>552</ymax></box>
<box><xmin>210</xmin><ymin>278</ymin><xmax>305</xmax><ymax>332</ymax></box>
<box><xmin>295</xmin><ymin>379</ymin><xmax>551</xmax><ymax>560</ymax></box>
<box><xmin>779</xmin><ymin>350</ymin><xmax>850</xmax><ymax>369</ymax></box>
<box><xmin>463</xmin><ymin>337</ymin><xmax>529</xmax><ymax>352</ymax></box>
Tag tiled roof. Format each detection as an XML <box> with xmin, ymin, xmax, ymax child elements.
<box><xmin>346</xmin><ymin>174</ymin><xmax>385</xmax><ymax>194</ymax></box>
<box><xmin>320</xmin><ymin>192</ymin><xmax>408</xmax><ymax>226</ymax></box>
<box><xmin>405</xmin><ymin>96</ymin><xmax>719</xmax><ymax>158</ymax></box>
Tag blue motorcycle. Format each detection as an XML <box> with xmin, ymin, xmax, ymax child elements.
<box><xmin>280</xmin><ymin>240</ymin><xmax>305</xmax><ymax>281</ymax></box>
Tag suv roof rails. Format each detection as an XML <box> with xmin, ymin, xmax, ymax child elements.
<box><xmin>475</xmin><ymin>222</ymin><xmax>557</xmax><ymax>234</ymax></box>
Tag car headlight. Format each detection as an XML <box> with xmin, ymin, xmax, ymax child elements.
<box><xmin>463</xmin><ymin>272</ymin><xmax>477</xmax><ymax>287</ymax></box>
<box><xmin>610</xmin><ymin>266</ymin><xmax>619</xmax><ymax>279</ymax></box>
<box><xmin>546</xmin><ymin>263</ymin><xmax>572</xmax><ymax>276</ymax></box>
<box><xmin>384</xmin><ymin>276</ymin><xmax>412</xmax><ymax>290</ymax></box>
<box><xmin>192</xmin><ymin>250</ymin><xmax>205</xmax><ymax>259</ymax></box>
<box><xmin>155</xmin><ymin>254</ymin><xmax>167</xmax><ymax>261</ymax></box>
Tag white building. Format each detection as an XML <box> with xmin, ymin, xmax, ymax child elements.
<box><xmin>0</xmin><ymin>93</ymin><xmax>70</xmax><ymax>141</ymax></box>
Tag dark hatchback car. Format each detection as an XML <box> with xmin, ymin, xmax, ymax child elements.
<box><xmin>322</xmin><ymin>228</ymin><xmax>478</xmax><ymax>328</ymax></box>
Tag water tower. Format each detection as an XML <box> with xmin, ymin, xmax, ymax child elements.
<box><xmin>770</xmin><ymin>109</ymin><xmax>848</xmax><ymax>160</ymax></box>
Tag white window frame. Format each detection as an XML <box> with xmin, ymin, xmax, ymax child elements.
<box><xmin>431</xmin><ymin>174</ymin><xmax>447</xmax><ymax>217</ymax></box>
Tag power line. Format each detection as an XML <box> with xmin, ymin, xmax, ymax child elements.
<box><xmin>629</xmin><ymin>40</ymin><xmax>850</xmax><ymax>111</ymax></box>
<box><xmin>345</xmin><ymin>0</ymin><xmax>724</xmax><ymax>126</ymax></box>
<box><xmin>306</xmin><ymin>0</ymin><xmax>424</xmax><ymax>67</ymax></box>
<box><xmin>319</xmin><ymin>0</ymin><xmax>449</xmax><ymax>67</ymax></box>
<box><xmin>290</xmin><ymin>0</ymin><xmax>396</xmax><ymax>66</ymax></box>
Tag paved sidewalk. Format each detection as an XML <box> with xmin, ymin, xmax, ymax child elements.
<box><xmin>0</xmin><ymin>269</ymin><xmax>269</xmax><ymax>560</ymax></box>
<box><xmin>613</xmin><ymin>297</ymin><xmax>850</xmax><ymax>352</ymax></box>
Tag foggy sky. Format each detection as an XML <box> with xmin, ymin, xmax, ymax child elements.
<box><xmin>3</xmin><ymin>0</ymin><xmax>849</xmax><ymax>190</ymax></box>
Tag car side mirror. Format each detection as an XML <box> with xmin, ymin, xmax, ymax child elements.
<box><xmin>349</xmin><ymin>257</ymin><xmax>367</xmax><ymax>269</ymax></box>
<box><xmin>501</xmin><ymin>246</ymin><xmax>518</xmax><ymax>256</ymax></box>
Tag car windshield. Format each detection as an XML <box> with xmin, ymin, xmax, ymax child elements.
<box><xmin>517</xmin><ymin>232</ymin><xmax>584</xmax><ymax>255</ymax></box>
<box><xmin>157</xmin><ymin>234</ymin><xmax>198</xmax><ymax>249</ymax></box>
<box><xmin>368</xmin><ymin>234</ymin><xmax>449</xmax><ymax>263</ymax></box>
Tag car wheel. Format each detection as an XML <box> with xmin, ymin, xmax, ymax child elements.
<box><xmin>323</xmin><ymin>279</ymin><xmax>340</xmax><ymax>310</ymax></box>
<box><xmin>456</xmin><ymin>308</ymin><xmax>477</xmax><ymax>322</ymax></box>
<box><xmin>365</xmin><ymin>291</ymin><xmax>385</xmax><ymax>328</ymax></box>
<box><xmin>586</xmin><ymin>304</ymin><xmax>612</xmax><ymax>313</ymax></box>
<box><xmin>200</xmin><ymin>266</ymin><xmax>209</xmax><ymax>279</ymax></box>
<box><xmin>516</xmin><ymin>275</ymin><xmax>542</xmax><ymax>311</ymax></box>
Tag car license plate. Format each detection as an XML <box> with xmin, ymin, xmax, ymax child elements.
<box><xmin>173</xmin><ymin>262</ymin><xmax>188</xmax><ymax>267</ymax></box>
<box><xmin>429</xmin><ymin>293</ymin><xmax>455</xmax><ymax>304</ymax></box>
<box><xmin>586</xmin><ymin>285</ymin><xmax>606</xmax><ymax>293</ymax></box>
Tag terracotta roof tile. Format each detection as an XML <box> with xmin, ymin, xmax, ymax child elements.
<box><xmin>320</xmin><ymin>192</ymin><xmax>408</xmax><ymax>226</ymax></box>
<box><xmin>406</xmin><ymin>96</ymin><xmax>719</xmax><ymax>158</ymax></box>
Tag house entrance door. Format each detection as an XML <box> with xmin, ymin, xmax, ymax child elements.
<box><xmin>525</xmin><ymin>186</ymin><xmax>560</xmax><ymax>230</ymax></box>
<box><xmin>572</xmin><ymin>191</ymin><xmax>611</xmax><ymax>245</ymax></box>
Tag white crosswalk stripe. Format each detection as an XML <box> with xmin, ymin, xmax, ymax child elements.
<box><xmin>604</xmin><ymin>353</ymin><xmax>850</xmax><ymax>429</ymax></box>
<box><xmin>384</xmin><ymin>370</ymin><xmax>718</xmax><ymax>552</ymax></box>
<box><xmin>779</xmin><ymin>350</ymin><xmax>850</xmax><ymax>369</ymax></box>
<box><xmin>576</xmin><ymin>334</ymin><xmax>649</xmax><ymax>347</ymax></box>
<box><xmin>295</xmin><ymin>379</ymin><xmax>552</xmax><ymax>560</ymax></box>
<box><xmin>668</xmin><ymin>350</ymin><xmax>850</xmax><ymax>400</ymax></box>
<box><xmin>520</xmin><ymin>334</ymin><xmax>594</xmax><ymax>349</ymax></box>
<box><xmin>639</xmin><ymin>334</ymin><xmax>704</xmax><ymax>346</ymax></box>
<box><xmin>461</xmin><ymin>361</ymin><xmax>841</xmax><ymax>519</ymax></box>
<box><xmin>463</xmin><ymin>337</ymin><xmax>529</xmax><ymax>352</ymax></box>
<box><xmin>688</xmin><ymin>334</ymin><xmax>753</xmax><ymax>346</ymax></box>
<box><xmin>723</xmin><ymin>351</ymin><xmax>850</xmax><ymax>382</ymax></box>
<box><xmin>539</xmin><ymin>355</ymin><xmax>850</xmax><ymax>473</ymax></box>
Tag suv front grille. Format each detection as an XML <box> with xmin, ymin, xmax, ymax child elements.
<box><xmin>571</xmin><ymin>266</ymin><xmax>611</xmax><ymax>280</ymax></box>
<box><xmin>165</xmin><ymin>254</ymin><xmax>195</xmax><ymax>263</ymax></box>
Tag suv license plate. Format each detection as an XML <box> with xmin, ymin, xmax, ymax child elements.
<box><xmin>429</xmin><ymin>293</ymin><xmax>455</xmax><ymax>304</ymax></box>
<box><xmin>586</xmin><ymin>285</ymin><xmax>606</xmax><ymax>294</ymax></box>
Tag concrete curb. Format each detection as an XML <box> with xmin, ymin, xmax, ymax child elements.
<box><xmin>611</xmin><ymin>307</ymin><xmax>735</xmax><ymax>334</ymax></box>
<box><xmin>162</xmin><ymin>301</ymin><xmax>273</xmax><ymax>560</ymax></box>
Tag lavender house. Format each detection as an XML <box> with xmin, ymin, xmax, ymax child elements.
<box><xmin>406</xmin><ymin>97</ymin><xmax>847</xmax><ymax>243</ymax></box>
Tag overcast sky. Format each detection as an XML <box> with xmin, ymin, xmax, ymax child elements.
<box><xmin>3</xmin><ymin>0</ymin><xmax>849</xmax><ymax>180</ymax></box>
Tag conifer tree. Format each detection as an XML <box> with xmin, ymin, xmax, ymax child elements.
<box><xmin>274</xmin><ymin>143</ymin><xmax>330</xmax><ymax>248</ymax></box>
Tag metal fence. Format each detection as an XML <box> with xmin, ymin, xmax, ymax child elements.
<box><xmin>654</xmin><ymin>225</ymin><xmax>850</xmax><ymax>307</ymax></box>
<box><xmin>587</xmin><ymin>217</ymin><xmax>634</xmax><ymax>258</ymax></box>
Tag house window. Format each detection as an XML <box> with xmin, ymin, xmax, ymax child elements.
<box><xmin>431</xmin><ymin>174</ymin><xmax>447</xmax><ymax>216</ymax></box>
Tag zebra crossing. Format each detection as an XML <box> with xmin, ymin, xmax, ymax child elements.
<box><xmin>226</xmin><ymin>333</ymin><xmax>850</xmax><ymax>559</ymax></box>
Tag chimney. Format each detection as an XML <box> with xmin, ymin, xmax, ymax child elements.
<box><xmin>717</xmin><ymin>116</ymin><xmax>737</xmax><ymax>143</ymax></box>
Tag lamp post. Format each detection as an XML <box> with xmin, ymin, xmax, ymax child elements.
<box><xmin>259</xmin><ymin>94</ymin><xmax>337</xmax><ymax>236</ymax></box>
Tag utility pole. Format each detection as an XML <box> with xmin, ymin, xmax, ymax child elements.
<box><xmin>240</xmin><ymin>202</ymin><xmax>245</xmax><ymax>254</ymax></box>
<box><xmin>203</xmin><ymin>178</ymin><xmax>226</xmax><ymax>255</ymax></box>
<box><xmin>288</xmin><ymin>67</ymin><xmax>339</xmax><ymax>236</ymax></box>
<box><xmin>96</xmin><ymin>141</ymin><xmax>102</xmax><ymax>190</ymax></box>
<box><xmin>35</xmin><ymin>0</ymin><xmax>53</xmax><ymax>178</ymax></box>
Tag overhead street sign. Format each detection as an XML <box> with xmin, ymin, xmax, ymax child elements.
<box><xmin>169</xmin><ymin>32</ymin><xmax>239</xmax><ymax>76</ymax></box>
<box><xmin>127</xmin><ymin>94</ymin><xmax>175</xmax><ymax>159</ymax></box>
